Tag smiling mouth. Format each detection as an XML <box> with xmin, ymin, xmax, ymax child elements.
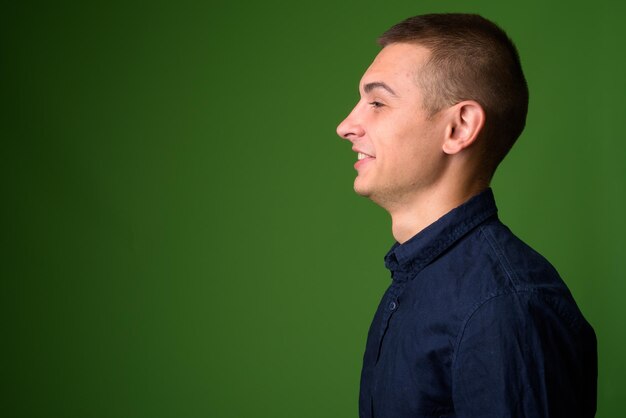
<box><xmin>358</xmin><ymin>152</ymin><xmax>374</xmax><ymax>160</ymax></box>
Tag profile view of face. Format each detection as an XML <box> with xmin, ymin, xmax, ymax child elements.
<box><xmin>336</xmin><ymin>43</ymin><xmax>448</xmax><ymax>207</ymax></box>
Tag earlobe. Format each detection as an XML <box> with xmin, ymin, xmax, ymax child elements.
<box><xmin>442</xmin><ymin>101</ymin><xmax>485</xmax><ymax>155</ymax></box>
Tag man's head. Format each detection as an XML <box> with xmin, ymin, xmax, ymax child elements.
<box><xmin>337</xmin><ymin>14</ymin><xmax>528</xmax><ymax>208</ymax></box>
<box><xmin>378</xmin><ymin>14</ymin><xmax>528</xmax><ymax>169</ymax></box>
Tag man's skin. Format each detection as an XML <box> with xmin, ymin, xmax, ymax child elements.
<box><xmin>337</xmin><ymin>43</ymin><xmax>491</xmax><ymax>243</ymax></box>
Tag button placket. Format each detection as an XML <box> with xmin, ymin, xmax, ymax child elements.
<box><xmin>374</xmin><ymin>282</ymin><xmax>405</xmax><ymax>364</ymax></box>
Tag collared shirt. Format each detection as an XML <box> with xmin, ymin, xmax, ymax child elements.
<box><xmin>359</xmin><ymin>189</ymin><xmax>597</xmax><ymax>418</ymax></box>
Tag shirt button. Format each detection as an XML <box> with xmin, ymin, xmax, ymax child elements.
<box><xmin>389</xmin><ymin>301</ymin><xmax>397</xmax><ymax>311</ymax></box>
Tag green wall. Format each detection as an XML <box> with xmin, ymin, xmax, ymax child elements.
<box><xmin>3</xmin><ymin>1</ymin><xmax>625</xmax><ymax>416</ymax></box>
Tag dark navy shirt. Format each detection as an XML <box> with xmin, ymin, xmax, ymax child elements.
<box><xmin>359</xmin><ymin>189</ymin><xmax>597</xmax><ymax>418</ymax></box>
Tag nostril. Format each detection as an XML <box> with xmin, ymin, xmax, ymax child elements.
<box><xmin>337</xmin><ymin>122</ymin><xmax>350</xmax><ymax>139</ymax></box>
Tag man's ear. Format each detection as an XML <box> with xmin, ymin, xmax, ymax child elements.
<box><xmin>442</xmin><ymin>101</ymin><xmax>485</xmax><ymax>155</ymax></box>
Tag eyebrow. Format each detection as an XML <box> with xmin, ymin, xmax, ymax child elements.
<box><xmin>363</xmin><ymin>81</ymin><xmax>398</xmax><ymax>97</ymax></box>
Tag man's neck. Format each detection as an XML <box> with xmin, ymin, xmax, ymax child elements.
<box><xmin>388</xmin><ymin>183</ymin><xmax>488</xmax><ymax>244</ymax></box>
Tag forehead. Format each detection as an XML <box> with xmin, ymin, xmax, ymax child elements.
<box><xmin>360</xmin><ymin>43</ymin><xmax>431</xmax><ymax>93</ymax></box>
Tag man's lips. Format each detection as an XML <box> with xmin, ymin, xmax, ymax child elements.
<box><xmin>355</xmin><ymin>152</ymin><xmax>375</xmax><ymax>169</ymax></box>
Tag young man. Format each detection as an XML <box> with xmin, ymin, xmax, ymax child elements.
<box><xmin>337</xmin><ymin>14</ymin><xmax>597</xmax><ymax>417</ymax></box>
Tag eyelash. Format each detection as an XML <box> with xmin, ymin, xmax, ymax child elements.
<box><xmin>369</xmin><ymin>101</ymin><xmax>384</xmax><ymax>108</ymax></box>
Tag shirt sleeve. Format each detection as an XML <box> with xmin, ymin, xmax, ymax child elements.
<box><xmin>451</xmin><ymin>290</ymin><xmax>597</xmax><ymax>418</ymax></box>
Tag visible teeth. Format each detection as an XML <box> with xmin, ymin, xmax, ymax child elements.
<box><xmin>358</xmin><ymin>152</ymin><xmax>371</xmax><ymax>160</ymax></box>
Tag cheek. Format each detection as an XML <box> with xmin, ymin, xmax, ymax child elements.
<box><xmin>369</xmin><ymin>119</ymin><xmax>407</xmax><ymax>155</ymax></box>
<box><xmin>369</xmin><ymin>115</ymin><xmax>441</xmax><ymax>166</ymax></box>
<box><xmin>389</xmin><ymin>125</ymin><xmax>442</xmax><ymax>174</ymax></box>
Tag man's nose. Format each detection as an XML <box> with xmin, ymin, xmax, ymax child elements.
<box><xmin>336</xmin><ymin>106</ymin><xmax>365</xmax><ymax>141</ymax></box>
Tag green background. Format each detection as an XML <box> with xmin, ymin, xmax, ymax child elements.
<box><xmin>2</xmin><ymin>0</ymin><xmax>625</xmax><ymax>416</ymax></box>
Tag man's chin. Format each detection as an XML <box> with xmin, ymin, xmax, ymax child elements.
<box><xmin>353</xmin><ymin>180</ymin><xmax>373</xmax><ymax>198</ymax></box>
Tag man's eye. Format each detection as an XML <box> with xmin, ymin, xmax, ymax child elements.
<box><xmin>369</xmin><ymin>101</ymin><xmax>384</xmax><ymax>108</ymax></box>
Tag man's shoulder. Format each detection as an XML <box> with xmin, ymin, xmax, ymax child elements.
<box><xmin>473</xmin><ymin>218</ymin><xmax>565</xmax><ymax>292</ymax></box>
<box><xmin>413</xmin><ymin>216</ymin><xmax>575</xmax><ymax>317</ymax></box>
<box><xmin>445</xmin><ymin>218</ymin><xmax>595</xmax><ymax>349</ymax></box>
<box><xmin>446</xmin><ymin>218</ymin><xmax>593</xmax><ymax>333</ymax></box>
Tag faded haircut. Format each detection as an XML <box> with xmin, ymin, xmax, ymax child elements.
<box><xmin>379</xmin><ymin>13</ymin><xmax>529</xmax><ymax>175</ymax></box>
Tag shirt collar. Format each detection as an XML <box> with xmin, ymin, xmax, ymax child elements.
<box><xmin>384</xmin><ymin>188</ymin><xmax>498</xmax><ymax>282</ymax></box>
